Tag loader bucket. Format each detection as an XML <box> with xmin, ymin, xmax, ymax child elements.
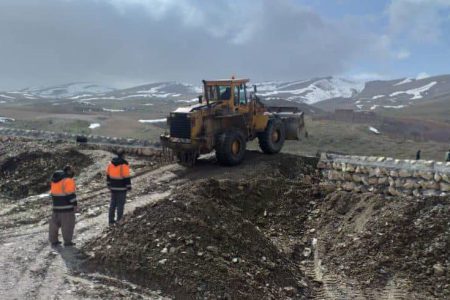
<box><xmin>267</xmin><ymin>107</ymin><xmax>305</xmax><ymax>140</ymax></box>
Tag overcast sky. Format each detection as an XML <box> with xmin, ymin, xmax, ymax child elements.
<box><xmin>0</xmin><ymin>0</ymin><xmax>449</xmax><ymax>89</ymax></box>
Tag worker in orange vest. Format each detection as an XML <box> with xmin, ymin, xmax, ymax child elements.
<box><xmin>49</xmin><ymin>165</ymin><xmax>78</xmax><ymax>247</ymax></box>
<box><xmin>106</xmin><ymin>150</ymin><xmax>131</xmax><ymax>225</ymax></box>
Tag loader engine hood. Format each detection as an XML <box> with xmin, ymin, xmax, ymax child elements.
<box><xmin>174</xmin><ymin>102</ymin><xmax>217</xmax><ymax>113</ymax></box>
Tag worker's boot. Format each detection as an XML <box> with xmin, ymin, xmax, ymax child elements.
<box><xmin>51</xmin><ymin>241</ymin><xmax>62</xmax><ymax>247</ymax></box>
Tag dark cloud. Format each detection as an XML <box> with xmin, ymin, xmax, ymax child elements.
<box><xmin>0</xmin><ymin>0</ymin><xmax>380</xmax><ymax>89</ymax></box>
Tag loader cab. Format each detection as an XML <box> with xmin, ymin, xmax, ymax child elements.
<box><xmin>202</xmin><ymin>78</ymin><xmax>250</xmax><ymax>113</ymax></box>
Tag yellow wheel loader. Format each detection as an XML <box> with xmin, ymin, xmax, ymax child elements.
<box><xmin>160</xmin><ymin>78</ymin><xmax>305</xmax><ymax>166</ymax></box>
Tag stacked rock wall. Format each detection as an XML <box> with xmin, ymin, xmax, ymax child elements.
<box><xmin>318</xmin><ymin>153</ymin><xmax>450</xmax><ymax>197</ymax></box>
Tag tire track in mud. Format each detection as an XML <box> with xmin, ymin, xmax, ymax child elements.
<box><xmin>304</xmin><ymin>240</ymin><xmax>413</xmax><ymax>300</ymax></box>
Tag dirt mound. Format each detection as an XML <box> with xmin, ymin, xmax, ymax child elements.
<box><xmin>83</xmin><ymin>156</ymin><xmax>321</xmax><ymax>299</ymax></box>
<box><xmin>311</xmin><ymin>191</ymin><xmax>450</xmax><ymax>299</ymax></box>
<box><xmin>0</xmin><ymin>140</ymin><xmax>92</xmax><ymax>199</ymax></box>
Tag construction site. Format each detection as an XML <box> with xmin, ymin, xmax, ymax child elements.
<box><xmin>0</xmin><ymin>133</ymin><xmax>449</xmax><ymax>299</ymax></box>
<box><xmin>2</xmin><ymin>0</ymin><xmax>450</xmax><ymax>299</ymax></box>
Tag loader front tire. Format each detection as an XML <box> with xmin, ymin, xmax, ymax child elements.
<box><xmin>258</xmin><ymin>118</ymin><xmax>286</xmax><ymax>154</ymax></box>
<box><xmin>216</xmin><ymin>130</ymin><xmax>246</xmax><ymax>166</ymax></box>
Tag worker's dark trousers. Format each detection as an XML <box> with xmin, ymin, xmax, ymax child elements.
<box><xmin>49</xmin><ymin>211</ymin><xmax>75</xmax><ymax>244</ymax></box>
<box><xmin>109</xmin><ymin>191</ymin><xmax>127</xmax><ymax>224</ymax></box>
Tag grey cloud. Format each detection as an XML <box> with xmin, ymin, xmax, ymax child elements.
<box><xmin>0</xmin><ymin>0</ymin><xmax>380</xmax><ymax>89</ymax></box>
<box><xmin>388</xmin><ymin>0</ymin><xmax>450</xmax><ymax>43</ymax></box>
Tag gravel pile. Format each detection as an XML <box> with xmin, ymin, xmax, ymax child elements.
<box><xmin>0</xmin><ymin>140</ymin><xmax>92</xmax><ymax>199</ymax></box>
<box><xmin>83</xmin><ymin>156</ymin><xmax>321</xmax><ymax>299</ymax></box>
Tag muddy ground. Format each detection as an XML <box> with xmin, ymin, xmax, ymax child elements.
<box><xmin>0</xmin><ymin>139</ymin><xmax>449</xmax><ymax>299</ymax></box>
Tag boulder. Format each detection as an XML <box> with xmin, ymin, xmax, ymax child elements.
<box><xmin>403</xmin><ymin>179</ymin><xmax>419</xmax><ymax>190</ymax></box>
<box><xmin>344</xmin><ymin>164</ymin><xmax>355</xmax><ymax>173</ymax></box>
<box><xmin>440</xmin><ymin>183</ymin><xmax>450</xmax><ymax>192</ymax></box>
<box><xmin>423</xmin><ymin>190</ymin><xmax>438</xmax><ymax>197</ymax></box>
<box><xmin>342</xmin><ymin>182</ymin><xmax>355</xmax><ymax>191</ymax></box>
<box><xmin>378</xmin><ymin>177</ymin><xmax>388</xmax><ymax>185</ymax></box>
<box><xmin>418</xmin><ymin>171</ymin><xmax>434</xmax><ymax>181</ymax></box>
<box><xmin>388</xmin><ymin>186</ymin><xmax>401</xmax><ymax>196</ymax></box>
<box><xmin>317</xmin><ymin>161</ymin><xmax>327</xmax><ymax>169</ymax></box>
<box><xmin>343</xmin><ymin>172</ymin><xmax>353</xmax><ymax>181</ymax></box>
<box><xmin>441</xmin><ymin>174</ymin><xmax>450</xmax><ymax>183</ymax></box>
<box><xmin>352</xmin><ymin>174</ymin><xmax>362</xmax><ymax>183</ymax></box>
<box><xmin>389</xmin><ymin>170</ymin><xmax>399</xmax><ymax>177</ymax></box>
<box><xmin>398</xmin><ymin>169</ymin><xmax>411</xmax><ymax>178</ymax></box>
<box><xmin>418</xmin><ymin>180</ymin><xmax>439</xmax><ymax>190</ymax></box>
<box><xmin>328</xmin><ymin>171</ymin><xmax>343</xmax><ymax>181</ymax></box>
<box><xmin>434</xmin><ymin>173</ymin><xmax>442</xmax><ymax>182</ymax></box>
<box><xmin>368</xmin><ymin>177</ymin><xmax>378</xmax><ymax>185</ymax></box>
<box><xmin>368</xmin><ymin>167</ymin><xmax>377</xmax><ymax>178</ymax></box>
<box><xmin>388</xmin><ymin>177</ymin><xmax>395</xmax><ymax>187</ymax></box>
<box><xmin>375</xmin><ymin>167</ymin><xmax>383</xmax><ymax>177</ymax></box>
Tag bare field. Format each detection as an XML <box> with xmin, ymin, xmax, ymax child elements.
<box><xmin>1</xmin><ymin>102</ymin><xmax>449</xmax><ymax>161</ymax></box>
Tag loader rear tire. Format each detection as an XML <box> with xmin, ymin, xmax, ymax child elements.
<box><xmin>215</xmin><ymin>130</ymin><xmax>246</xmax><ymax>166</ymax></box>
<box><xmin>258</xmin><ymin>118</ymin><xmax>285</xmax><ymax>154</ymax></box>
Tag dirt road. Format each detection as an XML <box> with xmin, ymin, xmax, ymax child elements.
<box><xmin>0</xmin><ymin>147</ymin><xmax>299</xmax><ymax>299</ymax></box>
<box><xmin>0</xmin><ymin>158</ymin><xmax>185</xmax><ymax>299</ymax></box>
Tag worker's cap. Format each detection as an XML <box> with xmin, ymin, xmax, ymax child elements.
<box><xmin>116</xmin><ymin>148</ymin><xmax>125</xmax><ymax>157</ymax></box>
<box><xmin>63</xmin><ymin>165</ymin><xmax>73</xmax><ymax>172</ymax></box>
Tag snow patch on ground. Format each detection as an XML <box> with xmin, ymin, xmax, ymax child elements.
<box><xmin>89</xmin><ymin>123</ymin><xmax>100</xmax><ymax>129</ymax></box>
<box><xmin>102</xmin><ymin>108</ymin><xmax>125</xmax><ymax>112</ymax></box>
<box><xmin>70</xmin><ymin>94</ymin><xmax>94</xmax><ymax>99</ymax></box>
<box><xmin>177</xmin><ymin>98</ymin><xmax>199</xmax><ymax>103</ymax></box>
<box><xmin>383</xmin><ymin>105</ymin><xmax>406</xmax><ymax>109</ymax></box>
<box><xmin>139</xmin><ymin>119</ymin><xmax>167</xmax><ymax>123</ymax></box>
<box><xmin>416</xmin><ymin>72</ymin><xmax>430</xmax><ymax>80</ymax></box>
<box><xmin>0</xmin><ymin>94</ymin><xmax>15</xmax><ymax>99</ymax></box>
<box><xmin>258</xmin><ymin>78</ymin><xmax>364</xmax><ymax>104</ymax></box>
<box><xmin>370</xmin><ymin>105</ymin><xmax>379</xmax><ymax>110</ymax></box>
<box><xmin>23</xmin><ymin>83</ymin><xmax>115</xmax><ymax>98</ymax></box>
<box><xmin>372</xmin><ymin>95</ymin><xmax>385</xmax><ymax>100</ymax></box>
<box><xmin>394</xmin><ymin>78</ymin><xmax>413</xmax><ymax>86</ymax></box>
<box><xmin>369</xmin><ymin>127</ymin><xmax>380</xmax><ymax>134</ymax></box>
<box><xmin>0</xmin><ymin>117</ymin><xmax>15</xmax><ymax>123</ymax></box>
<box><xmin>81</xmin><ymin>97</ymin><xmax>117</xmax><ymax>101</ymax></box>
<box><xmin>390</xmin><ymin>81</ymin><xmax>437</xmax><ymax>100</ymax></box>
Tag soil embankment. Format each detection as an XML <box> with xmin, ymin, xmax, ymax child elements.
<box><xmin>1</xmin><ymin>138</ymin><xmax>449</xmax><ymax>299</ymax></box>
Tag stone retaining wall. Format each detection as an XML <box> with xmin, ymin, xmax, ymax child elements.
<box><xmin>318</xmin><ymin>153</ymin><xmax>450</xmax><ymax>197</ymax></box>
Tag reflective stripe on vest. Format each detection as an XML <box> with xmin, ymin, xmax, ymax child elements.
<box><xmin>53</xmin><ymin>205</ymin><xmax>75</xmax><ymax>210</ymax></box>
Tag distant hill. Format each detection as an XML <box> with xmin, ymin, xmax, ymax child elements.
<box><xmin>314</xmin><ymin>74</ymin><xmax>450</xmax><ymax>114</ymax></box>
<box><xmin>1</xmin><ymin>75</ymin><xmax>449</xmax><ymax>119</ymax></box>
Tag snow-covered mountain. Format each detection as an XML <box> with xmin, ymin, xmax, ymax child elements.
<box><xmin>21</xmin><ymin>82</ymin><xmax>115</xmax><ymax>99</ymax></box>
<box><xmin>256</xmin><ymin>77</ymin><xmax>364</xmax><ymax>105</ymax></box>
<box><xmin>1</xmin><ymin>76</ymin><xmax>449</xmax><ymax>113</ymax></box>
<box><xmin>314</xmin><ymin>74</ymin><xmax>450</xmax><ymax>112</ymax></box>
<box><xmin>107</xmin><ymin>82</ymin><xmax>202</xmax><ymax>100</ymax></box>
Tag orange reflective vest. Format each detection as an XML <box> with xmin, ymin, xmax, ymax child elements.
<box><xmin>106</xmin><ymin>163</ymin><xmax>131</xmax><ymax>180</ymax></box>
<box><xmin>106</xmin><ymin>162</ymin><xmax>131</xmax><ymax>191</ymax></box>
<box><xmin>50</xmin><ymin>178</ymin><xmax>77</xmax><ymax>211</ymax></box>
